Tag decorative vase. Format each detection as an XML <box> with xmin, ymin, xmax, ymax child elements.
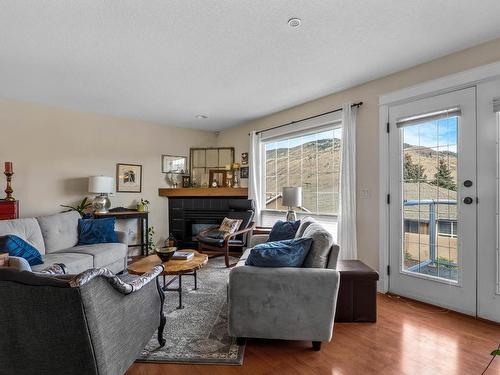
<box><xmin>137</xmin><ymin>203</ymin><xmax>145</xmax><ymax>212</ymax></box>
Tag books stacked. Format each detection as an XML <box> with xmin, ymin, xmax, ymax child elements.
<box><xmin>172</xmin><ymin>251</ymin><xmax>194</xmax><ymax>260</ymax></box>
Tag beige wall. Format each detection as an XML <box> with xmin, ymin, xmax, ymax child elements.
<box><xmin>0</xmin><ymin>100</ymin><xmax>217</xmax><ymax>250</ymax></box>
<box><xmin>217</xmin><ymin>37</ymin><xmax>500</xmax><ymax>271</ymax></box>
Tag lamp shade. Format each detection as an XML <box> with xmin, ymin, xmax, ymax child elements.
<box><xmin>282</xmin><ymin>187</ymin><xmax>302</xmax><ymax>207</ymax></box>
<box><xmin>88</xmin><ymin>176</ymin><xmax>113</xmax><ymax>194</ymax></box>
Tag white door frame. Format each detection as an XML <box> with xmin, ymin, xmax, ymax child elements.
<box><xmin>378</xmin><ymin>60</ymin><xmax>500</xmax><ymax>294</ymax></box>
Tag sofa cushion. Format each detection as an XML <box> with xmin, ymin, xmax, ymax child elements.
<box><xmin>295</xmin><ymin>216</ymin><xmax>317</xmax><ymax>238</ymax></box>
<box><xmin>268</xmin><ymin>220</ymin><xmax>300</xmax><ymax>242</ymax></box>
<box><xmin>78</xmin><ymin>218</ymin><xmax>117</xmax><ymax>245</ymax></box>
<box><xmin>0</xmin><ymin>218</ymin><xmax>45</xmax><ymax>254</ymax></box>
<box><xmin>245</xmin><ymin>238</ymin><xmax>313</xmax><ymax>268</ymax></box>
<box><xmin>1</xmin><ymin>235</ymin><xmax>43</xmax><ymax>266</ymax></box>
<box><xmin>302</xmin><ymin>223</ymin><xmax>334</xmax><ymax>268</ymax></box>
<box><xmin>57</xmin><ymin>242</ymin><xmax>127</xmax><ymax>268</ymax></box>
<box><xmin>37</xmin><ymin>211</ymin><xmax>80</xmax><ymax>253</ymax></box>
<box><xmin>31</xmin><ymin>252</ymin><xmax>93</xmax><ymax>274</ymax></box>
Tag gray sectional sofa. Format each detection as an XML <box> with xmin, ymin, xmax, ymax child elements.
<box><xmin>0</xmin><ymin>211</ymin><xmax>128</xmax><ymax>274</ymax></box>
<box><xmin>228</xmin><ymin>217</ymin><xmax>341</xmax><ymax>351</ymax></box>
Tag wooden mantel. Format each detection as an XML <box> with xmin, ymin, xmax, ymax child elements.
<box><xmin>158</xmin><ymin>187</ymin><xmax>248</xmax><ymax>198</ymax></box>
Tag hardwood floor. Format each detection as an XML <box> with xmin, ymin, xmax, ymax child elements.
<box><xmin>126</xmin><ymin>294</ymin><xmax>500</xmax><ymax>375</ymax></box>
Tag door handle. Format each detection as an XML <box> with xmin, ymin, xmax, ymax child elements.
<box><xmin>463</xmin><ymin>197</ymin><xmax>474</xmax><ymax>204</ymax></box>
<box><xmin>463</xmin><ymin>180</ymin><xmax>473</xmax><ymax>187</ymax></box>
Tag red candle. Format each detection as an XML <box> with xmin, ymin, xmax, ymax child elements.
<box><xmin>4</xmin><ymin>162</ymin><xmax>13</xmax><ymax>173</ymax></box>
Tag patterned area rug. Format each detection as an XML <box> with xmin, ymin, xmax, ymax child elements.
<box><xmin>135</xmin><ymin>256</ymin><xmax>245</xmax><ymax>365</ymax></box>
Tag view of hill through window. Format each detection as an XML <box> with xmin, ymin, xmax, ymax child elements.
<box><xmin>264</xmin><ymin>128</ymin><xmax>342</xmax><ymax>215</ymax></box>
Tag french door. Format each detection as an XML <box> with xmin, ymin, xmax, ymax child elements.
<box><xmin>388</xmin><ymin>87</ymin><xmax>477</xmax><ymax>315</ymax></box>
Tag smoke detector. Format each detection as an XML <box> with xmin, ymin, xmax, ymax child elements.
<box><xmin>195</xmin><ymin>114</ymin><xmax>208</xmax><ymax>119</ymax></box>
<box><xmin>288</xmin><ymin>18</ymin><xmax>301</xmax><ymax>28</ymax></box>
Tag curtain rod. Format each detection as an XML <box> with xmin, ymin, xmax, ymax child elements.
<box><xmin>250</xmin><ymin>101</ymin><xmax>363</xmax><ymax>136</ymax></box>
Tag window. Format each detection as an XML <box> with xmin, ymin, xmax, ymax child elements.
<box><xmin>437</xmin><ymin>220</ymin><xmax>458</xmax><ymax>238</ymax></box>
<box><xmin>263</xmin><ymin>128</ymin><xmax>342</xmax><ymax>215</ymax></box>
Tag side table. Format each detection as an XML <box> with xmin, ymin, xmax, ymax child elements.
<box><xmin>94</xmin><ymin>210</ymin><xmax>149</xmax><ymax>255</ymax></box>
<box><xmin>335</xmin><ymin>260</ymin><xmax>379</xmax><ymax>322</ymax></box>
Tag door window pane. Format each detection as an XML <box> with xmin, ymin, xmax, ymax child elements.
<box><xmin>402</xmin><ymin>116</ymin><xmax>458</xmax><ymax>282</ymax></box>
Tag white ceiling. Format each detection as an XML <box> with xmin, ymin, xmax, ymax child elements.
<box><xmin>1</xmin><ymin>1</ymin><xmax>500</xmax><ymax>131</ymax></box>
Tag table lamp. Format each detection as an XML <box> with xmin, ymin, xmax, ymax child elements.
<box><xmin>88</xmin><ymin>176</ymin><xmax>113</xmax><ymax>214</ymax></box>
<box><xmin>282</xmin><ymin>187</ymin><xmax>302</xmax><ymax>221</ymax></box>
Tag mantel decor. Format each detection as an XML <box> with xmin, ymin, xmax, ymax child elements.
<box><xmin>190</xmin><ymin>147</ymin><xmax>234</xmax><ymax>187</ymax></box>
<box><xmin>162</xmin><ymin>155</ymin><xmax>187</xmax><ymax>174</ymax></box>
<box><xmin>3</xmin><ymin>162</ymin><xmax>15</xmax><ymax>201</ymax></box>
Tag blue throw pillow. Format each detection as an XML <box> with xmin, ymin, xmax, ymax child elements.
<box><xmin>1</xmin><ymin>235</ymin><xmax>43</xmax><ymax>266</ymax></box>
<box><xmin>245</xmin><ymin>237</ymin><xmax>313</xmax><ymax>267</ymax></box>
<box><xmin>267</xmin><ymin>220</ymin><xmax>301</xmax><ymax>242</ymax></box>
<box><xmin>78</xmin><ymin>218</ymin><xmax>117</xmax><ymax>245</ymax></box>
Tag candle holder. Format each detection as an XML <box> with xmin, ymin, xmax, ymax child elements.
<box><xmin>4</xmin><ymin>171</ymin><xmax>15</xmax><ymax>201</ymax></box>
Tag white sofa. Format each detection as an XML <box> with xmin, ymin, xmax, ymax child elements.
<box><xmin>0</xmin><ymin>211</ymin><xmax>128</xmax><ymax>274</ymax></box>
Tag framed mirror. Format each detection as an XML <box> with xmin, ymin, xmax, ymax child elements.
<box><xmin>189</xmin><ymin>147</ymin><xmax>235</xmax><ymax>187</ymax></box>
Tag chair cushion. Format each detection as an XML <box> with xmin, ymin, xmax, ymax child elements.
<box><xmin>295</xmin><ymin>216</ymin><xmax>317</xmax><ymax>238</ymax></box>
<box><xmin>245</xmin><ymin>238</ymin><xmax>313</xmax><ymax>267</ymax></box>
<box><xmin>268</xmin><ymin>220</ymin><xmax>300</xmax><ymax>242</ymax></box>
<box><xmin>31</xmin><ymin>252</ymin><xmax>93</xmax><ymax>274</ymax></box>
<box><xmin>56</xmin><ymin>242</ymin><xmax>127</xmax><ymax>268</ymax></box>
<box><xmin>197</xmin><ymin>235</ymin><xmax>244</xmax><ymax>248</ymax></box>
<box><xmin>1</xmin><ymin>235</ymin><xmax>43</xmax><ymax>266</ymax></box>
<box><xmin>0</xmin><ymin>218</ymin><xmax>45</xmax><ymax>254</ymax></box>
<box><xmin>302</xmin><ymin>223</ymin><xmax>334</xmax><ymax>268</ymax></box>
<box><xmin>37</xmin><ymin>211</ymin><xmax>80</xmax><ymax>253</ymax></box>
<box><xmin>205</xmin><ymin>229</ymin><xmax>226</xmax><ymax>239</ymax></box>
<box><xmin>78</xmin><ymin>218</ymin><xmax>117</xmax><ymax>245</ymax></box>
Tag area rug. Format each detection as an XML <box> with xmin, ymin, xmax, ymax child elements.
<box><xmin>135</xmin><ymin>256</ymin><xmax>245</xmax><ymax>365</ymax></box>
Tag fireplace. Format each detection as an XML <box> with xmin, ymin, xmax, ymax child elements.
<box><xmin>168</xmin><ymin>197</ymin><xmax>249</xmax><ymax>249</ymax></box>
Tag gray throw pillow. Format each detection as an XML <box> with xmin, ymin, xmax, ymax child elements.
<box><xmin>295</xmin><ymin>216</ymin><xmax>317</xmax><ymax>238</ymax></box>
<box><xmin>302</xmin><ymin>223</ymin><xmax>334</xmax><ymax>268</ymax></box>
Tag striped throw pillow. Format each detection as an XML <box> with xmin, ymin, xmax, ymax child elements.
<box><xmin>219</xmin><ymin>217</ymin><xmax>243</xmax><ymax>234</ymax></box>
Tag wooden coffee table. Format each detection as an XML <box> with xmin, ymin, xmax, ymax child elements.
<box><xmin>128</xmin><ymin>249</ymin><xmax>208</xmax><ymax>309</ymax></box>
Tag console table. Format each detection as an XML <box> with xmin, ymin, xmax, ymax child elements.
<box><xmin>335</xmin><ymin>260</ymin><xmax>379</xmax><ymax>322</ymax></box>
<box><xmin>94</xmin><ymin>210</ymin><xmax>149</xmax><ymax>256</ymax></box>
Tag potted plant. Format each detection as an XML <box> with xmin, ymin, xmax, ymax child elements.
<box><xmin>147</xmin><ymin>226</ymin><xmax>156</xmax><ymax>255</ymax></box>
<box><xmin>137</xmin><ymin>198</ymin><xmax>150</xmax><ymax>212</ymax></box>
<box><xmin>61</xmin><ymin>197</ymin><xmax>93</xmax><ymax>218</ymax></box>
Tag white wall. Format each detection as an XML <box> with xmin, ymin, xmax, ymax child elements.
<box><xmin>0</xmin><ymin>99</ymin><xmax>217</xmax><ymax>250</ymax></box>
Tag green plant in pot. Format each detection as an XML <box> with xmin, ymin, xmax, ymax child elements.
<box><xmin>137</xmin><ymin>198</ymin><xmax>150</xmax><ymax>212</ymax></box>
<box><xmin>147</xmin><ymin>226</ymin><xmax>157</xmax><ymax>255</ymax></box>
<box><xmin>61</xmin><ymin>197</ymin><xmax>92</xmax><ymax>218</ymax></box>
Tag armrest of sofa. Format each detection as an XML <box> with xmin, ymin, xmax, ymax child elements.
<box><xmin>37</xmin><ymin>263</ymin><xmax>67</xmax><ymax>275</ymax></box>
<box><xmin>248</xmin><ymin>234</ymin><xmax>269</xmax><ymax>248</ymax></box>
<box><xmin>69</xmin><ymin>265</ymin><xmax>163</xmax><ymax>294</ymax></box>
<box><xmin>228</xmin><ymin>265</ymin><xmax>340</xmax><ymax>342</ymax></box>
<box><xmin>115</xmin><ymin>230</ymin><xmax>129</xmax><ymax>245</ymax></box>
<box><xmin>6</xmin><ymin>256</ymin><xmax>31</xmax><ymax>271</ymax></box>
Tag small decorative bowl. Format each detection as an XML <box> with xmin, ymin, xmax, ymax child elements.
<box><xmin>156</xmin><ymin>247</ymin><xmax>177</xmax><ymax>263</ymax></box>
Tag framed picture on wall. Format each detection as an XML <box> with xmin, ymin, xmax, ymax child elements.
<box><xmin>116</xmin><ymin>163</ymin><xmax>142</xmax><ymax>193</ymax></box>
<box><xmin>240</xmin><ymin>166</ymin><xmax>249</xmax><ymax>179</ymax></box>
<box><xmin>241</xmin><ymin>152</ymin><xmax>248</xmax><ymax>165</ymax></box>
<box><xmin>162</xmin><ymin>155</ymin><xmax>187</xmax><ymax>174</ymax></box>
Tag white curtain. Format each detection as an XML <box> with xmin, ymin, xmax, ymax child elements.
<box><xmin>337</xmin><ymin>103</ymin><xmax>358</xmax><ymax>259</ymax></box>
<box><xmin>249</xmin><ymin>131</ymin><xmax>263</xmax><ymax>225</ymax></box>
